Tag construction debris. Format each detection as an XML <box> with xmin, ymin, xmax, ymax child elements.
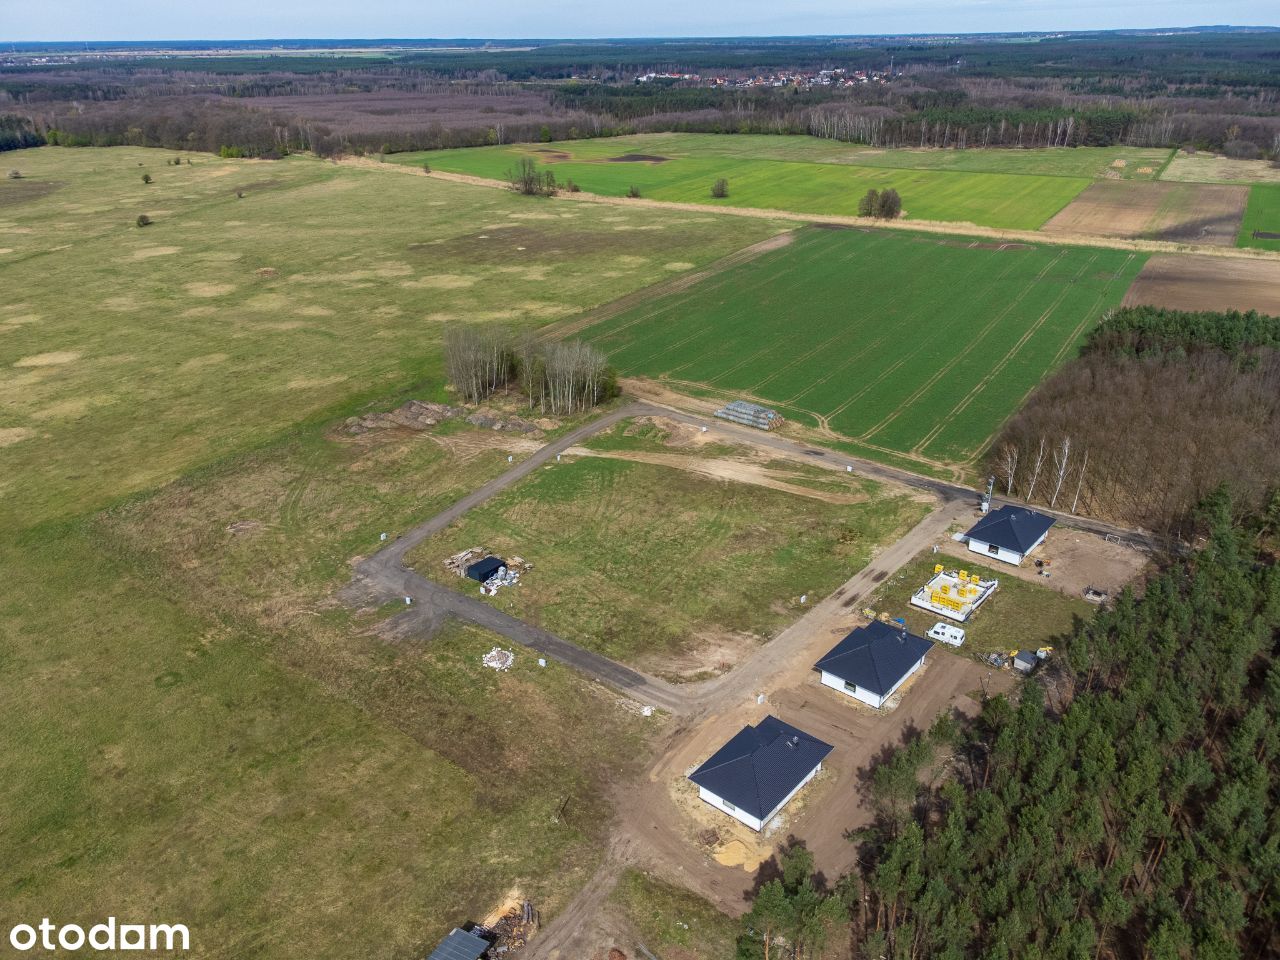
<box><xmin>445</xmin><ymin>547</ymin><xmax>487</xmax><ymax>576</ymax></box>
<box><xmin>344</xmin><ymin>400</ymin><xmax>463</xmax><ymax>435</ymax></box>
<box><xmin>479</xmin><ymin>900</ymin><xmax>539</xmax><ymax>955</ymax></box>
<box><xmin>481</xmin><ymin>566</ymin><xmax>521</xmax><ymax>595</ymax></box>
<box><xmin>482</xmin><ymin>648</ymin><xmax>515</xmax><ymax>672</ymax></box>
<box><xmin>466</xmin><ymin>412</ymin><xmax>540</xmax><ymax>434</ymax></box>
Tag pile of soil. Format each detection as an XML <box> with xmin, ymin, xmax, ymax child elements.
<box><xmin>607</xmin><ymin>153</ymin><xmax>669</xmax><ymax>163</ymax></box>
<box><xmin>344</xmin><ymin>400</ymin><xmax>462</xmax><ymax>434</ymax></box>
<box><xmin>466</xmin><ymin>412</ymin><xmax>541</xmax><ymax>433</ymax></box>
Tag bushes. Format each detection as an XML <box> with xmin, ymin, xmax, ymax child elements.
<box><xmin>141</xmin><ymin>173</ymin><xmax>152</xmax><ymax>184</ymax></box>
<box><xmin>857</xmin><ymin>187</ymin><xmax>901</xmax><ymax>219</ymax></box>
<box><xmin>507</xmin><ymin>157</ymin><xmax>557</xmax><ymax>196</ymax></box>
<box><xmin>136</xmin><ymin>214</ymin><xmax>152</xmax><ymax>227</ymax></box>
<box><xmin>710</xmin><ymin>177</ymin><xmax>728</xmax><ymax>199</ymax></box>
<box><xmin>625</xmin><ymin>184</ymin><xmax>641</xmax><ymax>198</ymax></box>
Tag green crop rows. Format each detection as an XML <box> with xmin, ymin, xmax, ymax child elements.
<box><xmin>585</xmin><ymin>227</ymin><xmax>1146</xmax><ymax>465</ymax></box>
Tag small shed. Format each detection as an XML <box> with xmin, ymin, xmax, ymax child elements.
<box><xmin>964</xmin><ymin>506</ymin><xmax>1055</xmax><ymax>566</ymax></box>
<box><xmin>465</xmin><ymin>556</ymin><xmax>506</xmax><ymax>583</ymax></box>
<box><xmin>688</xmin><ymin>716</ymin><xmax>832</xmax><ymax>832</ymax></box>
<box><xmin>814</xmin><ymin>621</ymin><xmax>934</xmax><ymax>708</ymax></box>
<box><xmin>1011</xmin><ymin>649</ymin><xmax>1039</xmax><ymax>674</ymax></box>
<box><xmin>426</xmin><ymin>928</ymin><xmax>490</xmax><ymax>960</ymax></box>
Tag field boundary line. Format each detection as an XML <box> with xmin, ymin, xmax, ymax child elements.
<box><xmin>361</xmin><ymin>162</ymin><xmax>1280</xmax><ymax>262</ymax></box>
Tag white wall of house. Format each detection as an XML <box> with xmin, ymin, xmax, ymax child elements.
<box><xmin>697</xmin><ymin>785</ymin><xmax>764</xmax><ymax>831</ymax></box>
<box><xmin>967</xmin><ymin>534</ymin><xmax>1047</xmax><ymax>566</ymax></box>
<box><xmin>697</xmin><ymin>761</ymin><xmax>824</xmax><ymax>833</ymax></box>
<box><xmin>820</xmin><ymin>658</ymin><xmax>925</xmax><ymax>709</ymax></box>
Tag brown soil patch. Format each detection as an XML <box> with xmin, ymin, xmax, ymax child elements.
<box><xmin>533</xmin><ymin>148</ymin><xmax>573</xmax><ymax>162</ymax></box>
<box><xmin>0</xmin><ymin>179</ymin><xmax>62</xmax><ymax>208</ymax></box>
<box><xmin>400</xmin><ymin>274</ymin><xmax>476</xmax><ymax>290</ymax></box>
<box><xmin>14</xmin><ymin>351</ymin><xmax>81</xmax><ymax>367</ymax></box>
<box><xmin>0</xmin><ymin>426</ymin><xmax>36</xmax><ymax>447</ymax></box>
<box><xmin>1042</xmin><ymin>181</ymin><xmax>1247</xmax><ymax>246</ymax></box>
<box><xmin>1123</xmin><ymin>254</ymin><xmax>1280</xmax><ymax>316</ymax></box>
<box><xmin>131</xmin><ymin>246</ymin><xmax>181</xmax><ymax>260</ymax></box>
<box><xmin>607</xmin><ymin>154</ymin><xmax>669</xmax><ymax>164</ymax></box>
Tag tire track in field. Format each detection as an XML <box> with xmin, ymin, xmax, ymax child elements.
<box><xmin>910</xmin><ymin>251</ymin><xmax>1100</xmax><ymax>456</ymax></box>
<box><xmin>855</xmin><ymin>248</ymin><xmax>1067</xmax><ymax>444</ymax></box>
<box><xmin>778</xmin><ymin>241</ymin><xmax>1000</xmax><ymax>408</ymax></box>
<box><xmin>958</xmin><ymin>252</ymin><xmax>1139</xmax><ymax>463</ymax></box>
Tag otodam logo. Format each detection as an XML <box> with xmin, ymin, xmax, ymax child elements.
<box><xmin>7</xmin><ymin>918</ymin><xmax>190</xmax><ymax>952</ymax></box>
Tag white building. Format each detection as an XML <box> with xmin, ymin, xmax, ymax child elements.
<box><xmin>688</xmin><ymin>716</ymin><xmax>833</xmax><ymax>832</ymax></box>
<box><xmin>963</xmin><ymin>506</ymin><xmax>1056</xmax><ymax>566</ymax></box>
<box><xmin>813</xmin><ymin>621</ymin><xmax>934</xmax><ymax>709</ymax></box>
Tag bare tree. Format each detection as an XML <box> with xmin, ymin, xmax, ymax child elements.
<box><xmin>1049</xmin><ymin>435</ymin><xmax>1072</xmax><ymax>509</ymax></box>
<box><xmin>1024</xmin><ymin>436</ymin><xmax>1048</xmax><ymax>502</ymax></box>
<box><xmin>996</xmin><ymin>443</ymin><xmax>1019</xmax><ymax>496</ymax></box>
<box><xmin>1070</xmin><ymin>448</ymin><xmax>1089</xmax><ymax>515</ymax></box>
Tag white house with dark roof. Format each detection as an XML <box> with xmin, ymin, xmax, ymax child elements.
<box><xmin>813</xmin><ymin>621</ymin><xmax>934</xmax><ymax>709</ymax></box>
<box><xmin>964</xmin><ymin>506</ymin><xmax>1056</xmax><ymax>565</ymax></box>
<box><xmin>687</xmin><ymin>716</ymin><xmax>833</xmax><ymax>832</ymax></box>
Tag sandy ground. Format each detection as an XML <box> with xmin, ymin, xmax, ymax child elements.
<box><xmin>937</xmin><ymin>526</ymin><xmax>1150</xmax><ymax>600</ymax></box>
<box><xmin>1041</xmin><ymin>181</ymin><xmax>1248</xmax><ymax>246</ymax></box>
<box><xmin>1122</xmin><ymin>254</ymin><xmax>1280</xmax><ymax>315</ymax></box>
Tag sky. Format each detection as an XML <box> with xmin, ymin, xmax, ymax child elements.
<box><xmin>4</xmin><ymin>0</ymin><xmax>1276</xmax><ymax>42</ymax></box>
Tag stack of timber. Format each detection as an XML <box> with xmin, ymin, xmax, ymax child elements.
<box><xmin>714</xmin><ymin>400</ymin><xmax>784</xmax><ymax>431</ymax></box>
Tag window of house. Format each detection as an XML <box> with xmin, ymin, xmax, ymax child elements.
<box><xmin>723</xmin><ymin>800</ymin><xmax>736</xmax><ymax>812</ymax></box>
<box><xmin>988</xmin><ymin>543</ymin><xmax>999</xmax><ymax>555</ymax></box>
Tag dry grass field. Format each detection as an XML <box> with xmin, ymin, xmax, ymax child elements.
<box><xmin>1160</xmin><ymin>154</ymin><xmax>1280</xmax><ymax>185</ymax></box>
<box><xmin>1041</xmin><ymin>180</ymin><xmax>1249</xmax><ymax>245</ymax></box>
<box><xmin>0</xmin><ymin>146</ymin><xmax>789</xmax><ymax>958</ymax></box>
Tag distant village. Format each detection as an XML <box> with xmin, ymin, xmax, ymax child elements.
<box><xmin>632</xmin><ymin>67</ymin><xmax>896</xmax><ymax>88</ymax></box>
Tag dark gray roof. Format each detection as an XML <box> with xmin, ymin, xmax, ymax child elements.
<box><xmin>964</xmin><ymin>506</ymin><xmax>1055</xmax><ymax>554</ymax></box>
<box><xmin>426</xmin><ymin>929</ymin><xmax>489</xmax><ymax>960</ymax></box>
<box><xmin>465</xmin><ymin>556</ymin><xmax>506</xmax><ymax>582</ymax></box>
<box><xmin>813</xmin><ymin>621</ymin><xmax>934</xmax><ymax>695</ymax></box>
<box><xmin>688</xmin><ymin>716</ymin><xmax>832</xmax><ymax>820</ymax></box>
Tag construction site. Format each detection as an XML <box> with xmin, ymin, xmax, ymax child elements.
<box><xmin>909</xmin><ymin>565</ymin><xmax>999</xmax><ymax>621</ymax></box>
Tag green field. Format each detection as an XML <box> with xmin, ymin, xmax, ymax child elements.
<box><xmin>0</xmin><ymin>146</ymin><xmax>786</xmax><ymax>957</ymax></box>
<box><xmin>584</xmin><ymin>227</ymin><xmax>1146</xmax><ymax>466</ymax></box>
<box><xmin>1239</xmin><ymin>184</ymin><xmax>1280</xmax><ymax>251</ymax></box>
<box><xmin>869</xmin><ymin>553</ymin><xmax>1093</xmax><ymax>657</ymax></box>
<box><xmin>409</xmin><ymin>428</ymin><xmax>926</xmax><ymax>667</ymax></box>
<box><xmin>390</xmin><ymin>133</ymin><xmax>1117</xmax><ymax>229</ymax></box>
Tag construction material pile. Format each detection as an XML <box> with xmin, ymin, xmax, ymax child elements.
<box><xmin>714</xmin><ymin>399</ymin><xmax>784</xmax><ymax>431</ymax></box>
<box><xmin>482</xmin><ymin>566</ymin><xmax>521</xmax><ymax>595</ymax></box>
<box><xmin>482</xmin><ymin>648</ymin><xmax>515</xmax><ymax>671</ymax></box>
<box><xmin>344</xmin><ymin>400</ymin><xmax>462</xmax><ymax>435</ymax></box>
<box><xmin>483</xmin><ymin>901</ymin><xmax>539</xmax><ymax>954</ymax></box>
<box><xmin>445</xmin><ymin>547</ymin><xmax>487</xmax><ymax>577</ymax></box>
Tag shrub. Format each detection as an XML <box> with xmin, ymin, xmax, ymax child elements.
<box><xmin>422</xmin><ymin>161</ymin><xmax>431</xmax><ymax>174</ymax></box>
<box><xmin>857</xmin><ymin>188</ymin><xmax>880</xmax><ymax>217</ymax></box>
<box><xmin>136</xmin><ymin>214</ymin><xmax>152</xmax><ymax>227</ymax></box>
<box><xmin>711</xmin><ymin>178</ymin><xmax>729</xmax><ymax>199</ymax></box>
<box><xmin>1222</xmin><ymin>139</ymin><xmax>1261</xmax><ymax>160</ymax></box>
<box><xmin>877</xmin><ymin>188</ymin><xmax>902</xmax><ymax>219</ymax></box>
<box><xmin>7</xmin><ymin>169</ymin><xmax>20</xmax><ymax>179</ymax></box>
<box><xmin>626</xmin><ymin>185</ymin><xmax>642</xmax><ymax>198</ymax></box>
<box><xmin>141</xmin><ymin>173</ymin><xmax>152</xmax><ymax>184</ymax></box>
<box><xmin>565</xmin><ymin>179</ymin><xmax>581</xmax><ymax>193</ymax></box>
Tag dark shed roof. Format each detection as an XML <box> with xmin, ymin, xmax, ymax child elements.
<box><xmin>813</xmin><ymin>621</ymin><xmax>934</xmax><ymax>696</ymax></box>
<box><xmin>426</xmin><ymin>928</ymin><xmax>489</xmax><ymax>960</ymax></box>
<box><xmin>688</xmin><ymin>716</ymin><xmax>832</xmax><ymax>821</ymax></box>
<box><xmin>964</xmin><ymin>506</ymin><xmax>1055</xmax><ymax>554</ymax></box>
<box><xmin>465</xmin><ymin>556</ymin><xmax>506</xmax><ymax>582</ymax></box>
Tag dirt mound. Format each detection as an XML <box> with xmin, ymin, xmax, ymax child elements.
<box><xmin>344</xmin><ymin>400</ymin><xmax>462</xmax><ymax>435</ymax></box>
<box><xmin>466</xmin><ymin>412</ymin><xmax>541</xmax><ymax>433</ymax></box>
<box><xmin>607</xmin><ymin>154</ymin><xmax>669</xmax><ymax>163</ymax></box>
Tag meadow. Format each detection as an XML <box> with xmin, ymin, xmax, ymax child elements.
<box><xmin>408</xmin><ymin>424</ymin><xmax>927</xmax><ymax>668</ymax></box>
<box><xmin>1239</xmin><ymin>184</ymin><xmax>1280</xmax><ymax>251</ymax></box>
<box><xmin>0</xmin><ymin>146</ymin><xmax>785</xmax><ymax>957</ymax></box>
<box><xmin>391</xmin><ymin>133</ymin><xmax>1112</xmax><ymax>229</ymax></box>
<box><xmin>583</xmin><ymin>227</ymin><xmax>1146</xmax><ymax>468</ymax></box>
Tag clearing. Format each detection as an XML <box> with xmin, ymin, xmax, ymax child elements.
<box><xmin>1041</xmin><ymin>180</ymin><xmax>1248</xmax><ymax>246</ymax></box>
<box><xmin>1122</xmin><ymin>254</ymin><xmax>1280</xmax><ymax>315</ymax></box>
<box><xmin>406</xmin><ymin>417</ymin><xmax>928</xmax><ymax>669</ymax></box>
<box><xmin>1160</xmin><ymin>154</ymin><xmax>1280</xmax><ymax>185</ymax></box>
<box><xmin>581</xmin><ymin>226</ymin><xmax>1145</xmax><ymax>468</ymax></box>
<box><xmin>392</xmin><ymin>133</ymin><xmax>1102</xmax><ymax>230</ymax></box>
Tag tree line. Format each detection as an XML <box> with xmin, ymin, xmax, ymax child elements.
<box><xmin>988</xmin><ymin>307</ymin><xmax>1280</xmax><ymax>537</ymax></box>
<box><xmin>840</xmin><ymin>494</ymin><xmax>1280</xmax><ymax>960</ymax></box>
<box><xmin>443</xmin><ymin>324</ymin><xmax>617</xmax><ymax>415</ymax></box>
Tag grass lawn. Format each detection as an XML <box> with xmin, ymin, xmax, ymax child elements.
<box><xmin>392</xmin><ymin>133</ymin><xmax>1100</xmax><ymax>229</ymax></box>
<box><xmin>0</xmin><ymin>146</ymin><xmax>788</xmax><ymax>958</ymax></box>
<box><xmin>408</xmin><ymin>444</ymin><xmax>927</xmax><ymax>666</ymax></box>
<box><xmin>583</xmin><ymin>226</ymin><xmax>1145</xmax><ymax>468</ymax></box>
<box><xmin>609</xmin><ymin>869</ymin><xmax>738</xmax><ymax>958</ymax></box>
<box><xmin>868</xmin><ymin>553</ymin><xmax>1094</xmax><ymax>657</ymax></box>
<box><xmin>1239</xmin><ymin>184</ymin><xmax>1280</xmax><ymax>251</ymax></box>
